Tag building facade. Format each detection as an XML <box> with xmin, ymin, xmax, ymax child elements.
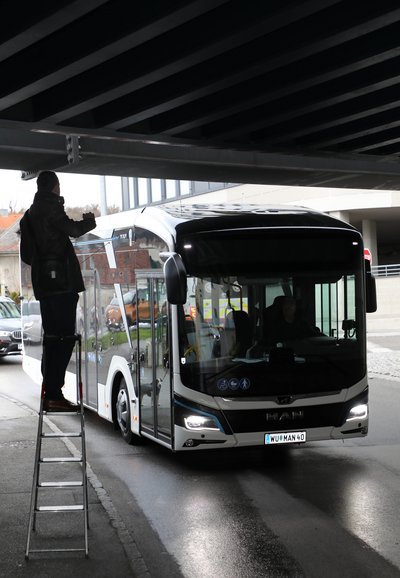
<box><xmin>0</xmin><ymin>212</ymin><xmax>23</xmax><ymax>297</ymax></box>
<box><xmin>100</xmin><ymin>177</ymin><xmax>400</xmax><ymax>267</ymax></box>
<box><xmin>2</xmin><ymin>176</ymin><xmax>400</xmax><ymax>299</ymax></box>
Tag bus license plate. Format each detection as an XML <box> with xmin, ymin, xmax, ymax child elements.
<box><xmin>265</xmin><ymin>431</ymin><xmax>306</xmax><ymax>445</ymax></box>
<box><xmin>18</xmin><ymin>343</ymin><xmax>22</xmax><ymax>350</ymax></box>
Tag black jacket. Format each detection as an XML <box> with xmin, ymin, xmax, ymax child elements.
<box><xmin>20</xmin><ymin>191</ymin><xmax>96</xmax><ymax>299</ymax></box>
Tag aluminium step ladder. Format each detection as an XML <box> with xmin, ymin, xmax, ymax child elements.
<box><xmin>25</xmin><ymin>333</ymin><xmax>89</xmax><ymax>558</ymax></box>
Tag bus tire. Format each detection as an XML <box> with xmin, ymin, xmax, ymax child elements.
<box><xmin>116</xmin><ymin>378</ymin><xmax>135</xmax><ymax>444</ymax></box>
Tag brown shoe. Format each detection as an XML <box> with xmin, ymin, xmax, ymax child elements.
<box><xmin>43</xmin><ymin>398</ymin><xmax>78</xmax><ymax>412</ymax></box>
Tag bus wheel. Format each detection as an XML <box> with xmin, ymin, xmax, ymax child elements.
<box><xmin>116</xmin><ymin>378</ymin><xmax>134</xmax><ymax>444</ymax></box>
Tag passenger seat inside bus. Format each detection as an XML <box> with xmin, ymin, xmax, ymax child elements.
<box><xmin>263</xmin><ymin>296</ymin><xmax>286</xmax><ymax>345</ymax></box>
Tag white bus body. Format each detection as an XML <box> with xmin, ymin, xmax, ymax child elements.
<box><xmin>21</xmin><ymin>204</ymin><xmax>376</xmax><ymax>451</ymax></box>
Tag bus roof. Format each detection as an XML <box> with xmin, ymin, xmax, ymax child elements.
<box><xmin>91</xmin><ymin>203</ymin><xmax>357</xmax><ymax>248</ymax></box>
<box><xmin>157</xmin><ymin>203</ymin><xmax>357</xmax><ymax>234</ymax></box>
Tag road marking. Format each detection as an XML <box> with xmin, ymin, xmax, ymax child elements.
<box><xmin>44</xmin><ymin>415</ymin><xmax>151</xmax><ymax>578</ymax></box>
<box><xmin>239</xmin><ymin>470</ymin><xmax>400</xmax><ymax>577</ymax></box>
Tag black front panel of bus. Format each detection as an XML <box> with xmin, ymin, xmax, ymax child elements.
<box><xmin>176</xmin><ymin>228</ymin><xmax>362</xmax><ymax>278</ymax></box>
<box><xmin>221</xmin><ymin>389</ymin><xmax>368</xmax><ymax>434</ymax></box>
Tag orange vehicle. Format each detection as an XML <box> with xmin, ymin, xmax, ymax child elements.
<box><xmin>105</xmin><ymin>290</ymin><xmax>154</xmax><ymax>330</ymax></box>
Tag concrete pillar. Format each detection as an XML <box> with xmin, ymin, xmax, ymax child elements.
<box><xmin>99</xmin><ymin>175</ymin><xmax>107</xmax><ymax>216</ymax></box>
<box><xmin>362</xmin><ymin>219</ymin><xmax>378</xmax><ymax>266</ymax></box>
<box><xmin>328</xmin><ymin>210</ymin><xmax>350</xmax><ymax>223</ymax></box>
<box><xmin>121</xmin><ymin>177</ymin><xmax>129</xmax><ymax>211</ymax></box>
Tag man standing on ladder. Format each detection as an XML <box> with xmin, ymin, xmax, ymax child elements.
<box><xmin>20</xmin><ymin>171</ymin><xmax>96</xmax><ymax>411</ymax></box>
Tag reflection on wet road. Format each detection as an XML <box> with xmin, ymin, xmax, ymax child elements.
<box><xmin>3</xmin><ymin>358</ymin><xmax>400</xmax><ymax>577</ymax></box>
<box><xmin>84</xmin><ymin>373</ymin><xmax>400</xmax><ymax>578</ymax></box>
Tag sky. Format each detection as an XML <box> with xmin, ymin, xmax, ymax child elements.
<box><xmin>0</xmin><ymin>169</ymin><xmax>106</xmax><ymax>212</ymax></box>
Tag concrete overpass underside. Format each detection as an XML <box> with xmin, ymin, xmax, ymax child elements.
<box><xmin>2</xmin><ymin>1</ymin><xmax>400</xmax><ymax>191</ymax></box>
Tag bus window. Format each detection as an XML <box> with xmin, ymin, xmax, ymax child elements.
<box><xmin>315</xmin><ymin>275</ymin><xmax>356</xmax><ymax>339</ymax></box>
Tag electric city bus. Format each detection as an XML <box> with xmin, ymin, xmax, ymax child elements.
<box><xmin>21</xmin><ymin>204</ymin><xmax>377</xmax><ymax>451</ymax></box>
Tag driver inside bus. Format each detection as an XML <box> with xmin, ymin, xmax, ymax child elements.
<box><xmin>264</xmin><ymin>296</ymin><xmax>320</xmax><ymax>346</ymax></box>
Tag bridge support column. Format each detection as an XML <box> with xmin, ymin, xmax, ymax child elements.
<box><xmin>328</xmin><ymin>210</ymin><xmax>350</xmax><ymax>223</ymax></box>
<box><xmin>362</xmin><ymin>219</ymin><xmax>378</xmax><ymax>266</ymax></box>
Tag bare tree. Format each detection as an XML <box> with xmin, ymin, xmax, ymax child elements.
<box><xmin>65</xmin><ymin>204</ymin><xmax>121</xmax><ymax>219</ymax></box>
<box><xmin>65</xmin><ymin>204</ymin><xmax>101</xmax><ymax>220</ymax></box>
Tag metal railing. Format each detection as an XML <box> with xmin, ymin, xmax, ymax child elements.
<box><xmin>371</xmin><ymin>264</ymin><xmax>400</xmax><ymax>277</ymax></box>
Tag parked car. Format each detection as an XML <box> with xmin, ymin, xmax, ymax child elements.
<box><xmin>22</xmin><ymin>300</ymin><xmax>84</xmax><ymax>343</ymax></box>
<box><xmin>0</xmin><ymin>296</ymin><xmax>23</xmax><ymax>356</ymax></box>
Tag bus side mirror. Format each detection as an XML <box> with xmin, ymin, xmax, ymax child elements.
<box><xmin>164</xmin><ymin>253</ymin><xmax>187</xmax><ymax>305</ymax></box>
<box><xmin>365</xmin><ymin>260</ymin><xmax>377</xmax><ymax>313</ymax></box>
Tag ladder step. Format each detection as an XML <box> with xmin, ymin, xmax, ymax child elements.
<box><xmin>36</xmin><ymin>505</ymin><xmax>84</xmax><ymax>512</ymax></box>
<box><xmin>27</xmin><ymin>547</ymin><xmax>87</xmax><ymax>554</ymax></box>
<box><xmin>40</xmin><ymin>457</ymin><xmax>82</xmax><ymax>463</ymax></box>
<box><xmin>26</xmin><ymin>339</ymin><xmax>89</xmax><ymax>558</ymax></box>
<box><xmin>42</xmin><ymin>432</ymin><xmax>82</xmax><ymax>438</ymax></box>
<box><xmin>38</xmin><ymin>481</ymin><xmax>83</xmax><ymax>488</ymax></box>
<box><xmin>43</xmin><ymin>410</ymin><xmax>81</xmax><ymax>415</ymax></box>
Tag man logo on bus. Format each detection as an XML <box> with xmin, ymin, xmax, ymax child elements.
<box><xmin>266</xmin><ymin>410</ymin><xmax>305</xmax><ymax>422</ymax></box>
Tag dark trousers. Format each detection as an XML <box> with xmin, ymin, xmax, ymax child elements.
<box><xmin>39</xmin><ymin>292</ymin><xmax>79</xmax><ymax>399</ymax></box>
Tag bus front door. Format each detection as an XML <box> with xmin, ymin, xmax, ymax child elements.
<box><xmin>137</xmin><ymin>276</ymin><xmax>172</xmax><ymax>445</ymax></box>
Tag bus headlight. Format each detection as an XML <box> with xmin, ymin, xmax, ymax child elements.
<box><xmin>347</xmin><ymin>403</ymin><xmax>368</xmax><ymax>421</ymax></box>
<box><xmin>184</xmin><ymin>415</ymin><xmax>220</xmax><ymax>431</ymax></box>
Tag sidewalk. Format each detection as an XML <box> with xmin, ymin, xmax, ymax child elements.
<box><xmin>0</xmin><ymin>394</ymin><xmax>148</xmax><ymax>578</ymax></box>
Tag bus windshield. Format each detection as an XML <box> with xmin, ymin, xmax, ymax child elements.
<box><xmin>177</xmin><ymin>228</ymin><xmax>366</xmax><ymax>398</ymax></box>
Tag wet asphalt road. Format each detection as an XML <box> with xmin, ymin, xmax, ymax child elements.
<box><xmin>1</xmin><ymin>344</ymin><xmax>400</xmax><ymax>578</ymax></box>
